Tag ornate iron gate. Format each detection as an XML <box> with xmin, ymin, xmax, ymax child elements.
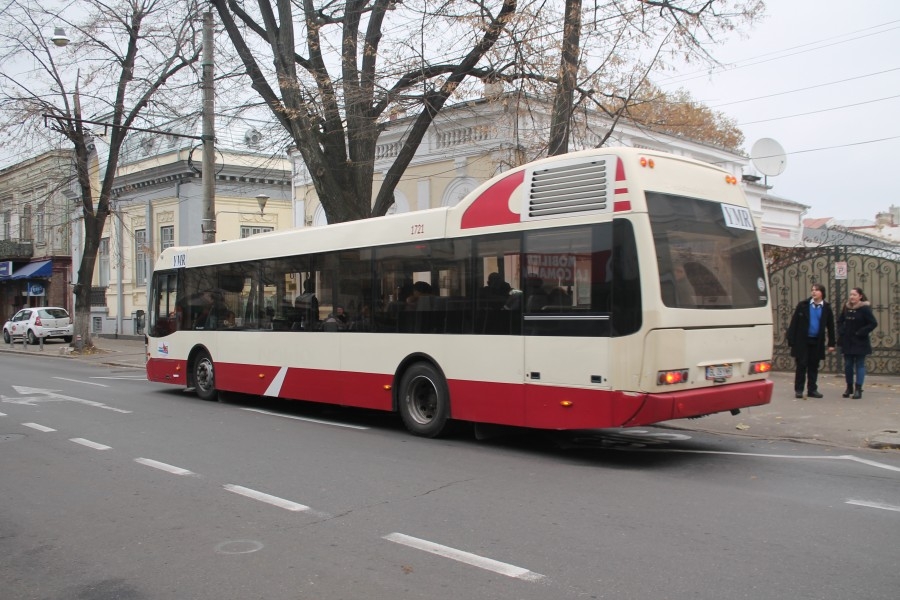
<box><xmin>767</xmin><ymin>245</ymin><xmax>900</xmax><ymax>374</ymax></box>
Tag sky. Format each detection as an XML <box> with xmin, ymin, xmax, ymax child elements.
<box><xmin>657</xmin><ymin>0</ymin><xmax>900</xmax><ymax>222</ymax></box>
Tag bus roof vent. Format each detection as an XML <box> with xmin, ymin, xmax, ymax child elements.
<box><xmin>524</xmin><ymin>158</ymin><xmax>612</xmax><ymax>220</ymax></box>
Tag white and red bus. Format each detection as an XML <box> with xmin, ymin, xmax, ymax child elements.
<box><xmin>146</xmin><ymin>147</ymin><xmax>773</xmax><ymax>437</ymax></box>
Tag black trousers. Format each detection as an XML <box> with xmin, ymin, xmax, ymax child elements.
<box><xmin>794</xmin><ymin>339</ymin><xmax>823</xmax><ymax>393</ymax></box>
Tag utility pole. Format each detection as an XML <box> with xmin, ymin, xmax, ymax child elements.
<box><xmin>201</xmin><ymin>11</ymin><xmax>216</xmax><ymax>243</ymax></box>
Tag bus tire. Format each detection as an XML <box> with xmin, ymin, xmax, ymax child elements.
<box><xmin>398</xmin><ymin>362</ymin><xmax>450</xmax><ymax>438</ymax></box>
<box><xmin>193</xmin><ymin>349</ymin><xmax>218</xmax><ymax>402</ymax></box>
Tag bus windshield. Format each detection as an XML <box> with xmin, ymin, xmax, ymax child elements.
<box><xmin>648</xmin><ymin>192</ymin><xmax>768</xmax><ymax>309</ymax></box>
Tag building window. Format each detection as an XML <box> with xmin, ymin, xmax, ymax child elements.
<box><xmin>240</xmin><ymin>226</ymin><xmax>273</xmax><ymax>238</ymax></box>
<box><xmin>160</xmin><ymin>225</ymin><xmax>174</xmax><ymax>251</ymax></box>
<box><xmin>98</xmin><ymin>238</ymin><xmax>110</xmax><ymax>287</ymax></box>
<box><xmin>20</xmin><ymin>205</ymin><xmax>32</xmax><ymax>241</ymax></box>
<box><xmin>135</xmin><ymin>229</ymin><xmax>147</xmax><ymax>286</ymax></box>
<box><xmin>2</xmin><ymin>210</ymin><xmax>9</xmax><ymax>240</ymax></box>
<box><xmin>36</xmin><ymin>202</ymin><xmax>46</xmax><ymax>244</ymax></box>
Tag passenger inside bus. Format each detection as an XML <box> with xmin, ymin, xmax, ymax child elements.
<box><xmin>293</xmin><ymin>279</ymin><xmax>319</xmax><ymax>330</ymax></box>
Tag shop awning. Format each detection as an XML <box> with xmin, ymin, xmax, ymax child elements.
<box><xmin>9</xmin><ymin>260</ymin><xmax>53</xmax><ymax>280</ymax></box>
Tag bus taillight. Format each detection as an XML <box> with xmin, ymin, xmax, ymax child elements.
<box><xmin>749</xmin><ymin>360</ymin><xmax>772</xmax><ymax>374</ymax></box>
<box><xmin>657</xmin><ymin>369</ymin><xmax>689</xmax><ymax>385</ymax></box>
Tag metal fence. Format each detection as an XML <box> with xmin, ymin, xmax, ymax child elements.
<box><xmin>767</xmin><ymin>244</ymin><xmax>900</xmax><ymax>374</ymax></box>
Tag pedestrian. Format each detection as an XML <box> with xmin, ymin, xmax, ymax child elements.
<box><xmin>837</xmin><ymin>287</ymin><xmax>878</xmax><ymax>399</ymax></box>
<box><xmin>786</xmin><ymin>283</ymin><xmax>836</xmax><ymax>398</ymax></box>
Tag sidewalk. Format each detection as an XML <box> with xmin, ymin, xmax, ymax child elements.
<box><xmin>2</xmin><ymin>336</ymin><xmax>898</xmax><ymax>450</ymax></box>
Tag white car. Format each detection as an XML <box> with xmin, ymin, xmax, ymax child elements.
<box><xmin>3</xmin><ymin>307</ymin><xmax>74</xmax><ymax>345</ymax></box>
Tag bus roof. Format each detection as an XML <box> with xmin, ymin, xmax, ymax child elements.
<box><xmin>157</xmin><ymin>147</ymin><xmax>745</xmax><ymax>270</ymax></box>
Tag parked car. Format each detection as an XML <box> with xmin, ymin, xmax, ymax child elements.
<box><xmin>3</xmin><ymin>307</ymin><xmax>74</xmax><ymax>344</ymax></box>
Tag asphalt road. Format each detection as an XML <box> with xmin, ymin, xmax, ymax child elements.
<box><xmin>1</xmin><ymin>355</ymin><xmax>898</xmax><ymax>600</ymax></box>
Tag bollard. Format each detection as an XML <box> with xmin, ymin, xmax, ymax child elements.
<box><xmin>39</xmin><ymin>336</ymin><xmax>44</xmax><ymax>351</ymax></box>
<box><xmin>76</xmin><ymin>334</ymin><xmax>83</xmax><ymax>351</ymax></box>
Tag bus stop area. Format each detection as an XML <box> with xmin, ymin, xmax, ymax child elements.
<box><xmin>2</xmin><ymin>335</ymin><xmax>898</xmax><ymax>451</ymax></box>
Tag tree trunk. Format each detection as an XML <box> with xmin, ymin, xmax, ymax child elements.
<box><xmin>548</xmin><ymin>0</ymin><xmax>582</xmax><ymax>157</ymax></box>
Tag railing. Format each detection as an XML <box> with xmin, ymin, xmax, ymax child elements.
<box><xmin>90</xmin><ymin>286</ymin><xmax>107</xmax><ymax>308</ymax></box>
<box><xmin>0</xmin><ymin>239</ymin><xmax>34</xmax><ymax>260</ymax></box>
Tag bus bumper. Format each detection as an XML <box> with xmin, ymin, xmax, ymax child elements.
<box><xmin>623</xmin><ymin>378</ymin><xmax>773</xmax><ymax>426</ymax></box>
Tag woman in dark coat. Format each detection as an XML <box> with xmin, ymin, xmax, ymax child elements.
<box><xmin>786</xmin><ymin>283</ymin><xmax>835</xmax><ymax>398</ymax></box>
<box><xmin>837</xmin><ymin>287</ymin><xmax>878</xmax><ymax>399</ymax></box>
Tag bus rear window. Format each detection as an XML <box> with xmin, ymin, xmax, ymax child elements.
<box><xmin>647</xmin><ymin>192</ymin><xmax>768</xmax><ymax>309</ymax></box>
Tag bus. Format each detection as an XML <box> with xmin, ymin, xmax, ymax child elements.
<box><xmin>146</xmin><ymin>147</ymin><xmax>773</xmax><ymax>437</ymax></box>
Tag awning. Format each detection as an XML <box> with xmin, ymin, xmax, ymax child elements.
<box><xmin>9</xmin><ymin>260</ymin><xmax>53</xmax><ymax>280</ymax></box>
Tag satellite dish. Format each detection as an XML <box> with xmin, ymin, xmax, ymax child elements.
<box><xmin>750</xmin><ymin>138</ymin><xmax>787</xmax><ymax>177</ymax></box>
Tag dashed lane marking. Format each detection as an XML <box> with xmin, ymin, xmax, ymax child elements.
<box><xmin>70</xmin><ymin>438</ymin><xmax>111</xmax><ymax>450</ymax></box>
<box><xmin>22</xmin><ymin>422</ymin><xmax>55</xmax><ymax>432</ymax></box>
<box><xmin>223</xmin><ymin>484</ymin><xmax>311</xmax><ymax>512</ymax></box>
<box><xmin>384</xmin><ymin>532</ymin><xmax>546</xmax><ymax>582</ymax></box>
<box><xmin>134</xmin><ymin>458</ymin><xmax>195</xmax><ymax>476</ymax></box>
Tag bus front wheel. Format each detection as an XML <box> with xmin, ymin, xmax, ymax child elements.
<box><xmin>399</xmin><ymin>362</ymin><xmax>450</xmax><ymax>438</ymax></box>
<box><xmin>193</xmin><ymin>350</ymin><xmax>218</xmax><ymax>402</ymax></box>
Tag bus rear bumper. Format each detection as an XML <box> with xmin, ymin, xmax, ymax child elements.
<box><xmin>623</xmin><ymin>379</ymin><xmax>773</xmax><ymax>426</ymax></box>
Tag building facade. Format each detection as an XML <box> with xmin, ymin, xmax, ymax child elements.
<box><xmin>292</xmin><ymin>92</ymin><xmax>807</xmax><ymax>246</ymax></box>
<box><xmin>0</xmin><ymin>150</ymin><xmax>75</xmax><ymax>325</ymax></box>
<box><xmin>88</xmin><ymin>128</ymin><xmax>292</xmax><ymax>337</ymax></box>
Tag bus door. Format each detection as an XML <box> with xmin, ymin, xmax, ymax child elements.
<box><xmin>521</xmin><ymin>225</ymin><xmax>615</xmax><ymax>427</ymax></box>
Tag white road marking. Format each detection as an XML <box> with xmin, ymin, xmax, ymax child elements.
<box><xmin>3</xmin><ymin>386</ymin><xmax>131</xmax><ymax>413</ymax></box>
<box><xmin>224</xmin><ymin>484</ymin><xmax>310</xmax><ymax>512</ymax></box>
<box><xmin>846</xmin><ymin>500</ymin><xmax>900</xmax><ymax>513</ymax></box>
<box><xmin>91</xmin><ymin>376</ymin><xmax>148</xmax><ymax>381</ymax></box>
<box><xmin>240</xmin><ymin>407</ymin><xmax>369</xmax><ymax>430</ymax></box>
<box><xmin>637</xmin><ymin>449</ymin><xmax>900</xmax><ymax>473</ymax></box>
<box><xmin>70</xmin><ymin>438</ymin><xmax>111</xmax><ymax>450</ymax></box>
<box><xmin>23</xmin><ymin>422</ymin><xmax>55</xmax><ymax>432</ymax></box>
<box><xmin>53</xmin><ymin>377</ymin><xmax>108</xmax><ymax>387</ymax></box>
<box><xmin>383</xmin><ymin>532</ymin><xmax>546</xmax><ymax>582</ymax></box>
<box><xmin>134</xmin><ymin>458</ymin><xmax>195</xmax><ymax>476</ymax></box>
<box><xmin>0</xmin><ymin>411</ymin><xmax>6</xmax><ymax>416</ymax></box>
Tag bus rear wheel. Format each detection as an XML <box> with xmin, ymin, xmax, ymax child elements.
<box><xmin>399</xmin><ymin>362</ymin><xmax>450</xmax><ymax>438</ymax></box>
<box><xmin>193</xmin><ymin>350</ymin><xmax>218</xmax><ymax>401</ymax></box>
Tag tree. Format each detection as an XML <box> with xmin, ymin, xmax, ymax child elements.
<box><xmin>500</xmin><ymin>0</ymin><xmax>763</xmax><ymax>156</ymax></box>
<box><xmin>0</xmin><ymin>0</ymin><xmax>203</xmax><ymax>347</ymax></box>
<box><xmin>211</xmin><ymin>0</ymin><xmax>519</xmax><ymax>223</ymax></box>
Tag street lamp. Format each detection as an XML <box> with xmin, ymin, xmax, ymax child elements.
<box><xmin>50</xmin><ymin>27</ymin><xmax>70</xmax><ymax>47</ymax></box>
<box><xmin>256</xmin><ymin>194</ymin><xmax>269</xmax><ymax>216</ymax></box>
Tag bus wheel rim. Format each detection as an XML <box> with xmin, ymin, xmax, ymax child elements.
<box><xmin>196</xmin><ymin>358</ymin><xmax>214</xmax><ymax>393</ymax></box>
<box><xmin>406</xmin><ymin>375</ymin><xmax>437</xmax><ymax>425</ymax></box>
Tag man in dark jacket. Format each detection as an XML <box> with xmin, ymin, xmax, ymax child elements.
<box><xmin>786</xmin><ymin>283</ymin><xmax>836</xmax><ymax>398</ymax></box>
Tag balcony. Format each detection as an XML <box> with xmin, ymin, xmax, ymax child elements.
<box><xmin>0</xmin><ymin>239</ymin><xmax>34</xmax><ymax>260</ymax></box>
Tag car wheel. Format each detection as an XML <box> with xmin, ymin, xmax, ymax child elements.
<box><xmin>63</xmin><ymin>336</ymin><xmax>73</xmax><ymax>343</ymax></box>
<box><xmin>192</xmin><ymin>349</ymin><xmax>218</xmax><ymax>401</ymax></box>
<box><xmin>3</xmin><ymin>330</ymin><xmax>9</xmax><ymax>344</ymax></box>
<box><xmin>26</xmin><ymin>330</ymin><xmax>37</xmax><ymax>345</ymax></box>
<box><xmin>398</xmin><ymin>362</ymin><xmax>451</xmax><ymax>438</ymax></box>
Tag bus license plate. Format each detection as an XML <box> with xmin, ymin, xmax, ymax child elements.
<box><xmin>706</xmin><ymin>365</ymin><xmax>732</xmax><ymax>380</ymax></box>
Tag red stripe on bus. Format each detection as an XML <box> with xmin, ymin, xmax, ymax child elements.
<box><xmin>615</xmin><ymin>157</ymin><xmax>626</xmax><ymax>181</ymax></box>
<box><xmin>460</xmin><ymin>170</ymin><xmax>524</xmax><ymax>229</ymax></box>
<box><xmin>613</xmin><ymin>201</ymin><xmax>631</xmax><ymax>212</ymax></box>
<box><xmin>149</xmin><ymin>358</ymin><xmax>772</xmax><ymax>429</ymax></box>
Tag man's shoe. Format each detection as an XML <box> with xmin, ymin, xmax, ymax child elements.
<box><xmin>808</xmin><ymin>391</ymin><xmax>824</xmax><ymax>398</ymax></box>
<box><xmin>795</xmin><ymin>392</ymin><xmax>803</xmax><ymax>399</ymax></box>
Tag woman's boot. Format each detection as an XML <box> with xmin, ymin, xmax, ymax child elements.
<box><xmin>852</xmin><ymin>385</ymin><xmax>863</xmax><ymax>399</ymax></box>
<box><xmin>842</xmin><ymin>385</ymin><xmax>853</xmax><ymax>398</ymax></box>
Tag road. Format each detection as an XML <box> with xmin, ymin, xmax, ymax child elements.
<box><xmin>1</xmin><ymin>354</ymin><xmax>898</xmax><ymax>600</ymax></box>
